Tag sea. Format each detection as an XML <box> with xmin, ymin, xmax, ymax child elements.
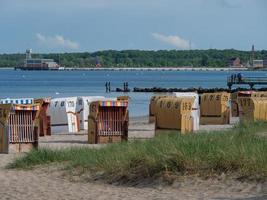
<box><xmin>0</xmin><ymin>69</ymin><xmax>266</xmax><ymax>117</ymax></box>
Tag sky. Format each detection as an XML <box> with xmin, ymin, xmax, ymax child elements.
<box><xmin>0</xmin><ymin>0</ymin><xmax>266</xmax><ymax>53</ymax></box>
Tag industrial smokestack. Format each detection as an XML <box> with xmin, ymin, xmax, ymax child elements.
<box><xmin>251</xmin><ymin>45</ymin><xmax>255</xmax><ymax>66</ymax></box>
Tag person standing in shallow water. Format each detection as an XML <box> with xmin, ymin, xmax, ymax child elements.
<box><xmin>105</xmin><ymin>82</ymin><xmax>108</xmax><ymax>93</ymax></box>
<box><xmin>105</xmin><ymin>82</ymin><xmax>111</xmax><ymax>93</ymax></box>
<box><xmin>108</xmin><ymin>82</ymin><xmax>111</xmax><ymax>92</ymax></box>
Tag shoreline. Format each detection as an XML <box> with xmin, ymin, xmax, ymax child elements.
<box><xmin>0</xmin><ymin>67</ymin><xmax>252</xmax><ymax>71</ymax></box>
<box><xmin>62</xmin><ymin>67</ymin><xmax>249</xmax><ymax>72</ymax></box>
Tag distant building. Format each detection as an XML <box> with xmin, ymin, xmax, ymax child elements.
<box><xmin>228</xmin><ymin>57</ymin><xmax>241</xmax><ymax>67</ymax></box>
<box><xmin>19</xmin><ymin>49</ymin><xmax>60</xmax><ymax>70</ymax></box>
<box><xmin>95</xmin><ymin>57</ymin><xmax>101</xmax><ymax>68</ymax></box>
<box><xmin>253</xmin><ymin>60</ymin><xmax>264</xmax><ymax>68</ymax></box>
<box><xmin>264</xmin><ymin>57</ymin><xmax>267</xmax><ymax>68</ymax></box>
<box><xmin>25</xmin><ymin>58</ymin><xmax>59</xmax><ymax>69</ymax></box>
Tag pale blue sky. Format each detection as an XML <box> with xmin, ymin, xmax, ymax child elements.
<box><xmin>0</xmin><ymin>0</ymin><xmax>266</xmax><ymax>53</ymax></box>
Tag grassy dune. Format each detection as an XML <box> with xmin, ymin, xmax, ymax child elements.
<box><xmin>9</xmin><ymin>121</ymin><xmax>267</xmax><ymax>184</ymax></box>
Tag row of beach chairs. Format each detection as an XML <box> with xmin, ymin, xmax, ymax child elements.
<box><xmin>150</xmin><ymin>91</ymin><xmax>267</xmax><ymax>134</ymax></box>
<box><xmin>0</xmin><ymin>96</ymin><xmax>129</xmax><ymax>153</ymax></box>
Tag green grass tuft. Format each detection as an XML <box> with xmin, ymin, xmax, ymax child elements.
<box><xmin>8</xmin><ymin>121</ymin><xmax>267</xmax><ymax>184</ymax></box>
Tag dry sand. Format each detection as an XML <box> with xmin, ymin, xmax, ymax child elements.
<box><xmin>0</xmin><ymin>116</ymin><xmax>266</xmax><ymax>200</ymax></box>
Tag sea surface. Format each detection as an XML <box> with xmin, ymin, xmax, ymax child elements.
<box><xmin>0</xmin><ymin>69</ymin><xmax>266</xmax><ymax>116</ymax></box>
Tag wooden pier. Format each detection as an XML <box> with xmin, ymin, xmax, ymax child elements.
<box><xmin>227</xmin><ymin>74</ymin><xmax>267</xmax><ymax>89</ymax></box>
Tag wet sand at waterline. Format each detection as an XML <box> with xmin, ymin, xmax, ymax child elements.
<box><xmin>0</xmin><ymin>116</ymin><xmax>266</xmax><ymax>200</ymax></box>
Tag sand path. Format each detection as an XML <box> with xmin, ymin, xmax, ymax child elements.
<box><xmin>0</xmin><ymin>161</ymin><xmax>266</xmax><ymax>200</ymax></box>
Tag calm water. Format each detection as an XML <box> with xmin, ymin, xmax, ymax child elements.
<box><xmin>0</xmin><ymin>69</ymin><xmax>266</xmax><ymax>116</ymax></box>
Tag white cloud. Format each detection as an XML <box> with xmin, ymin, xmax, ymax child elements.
<box><xmin>152</xmin><ymin>33</ymin><xmax>191</xmax><ymax>49</ymax></box>
<box><xmin>36</xmin><ymin>33</ymin><xmax>79</xmax><ymax>49</ymax></box>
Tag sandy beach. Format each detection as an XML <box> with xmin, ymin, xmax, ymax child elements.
<box><xmin>0</xmin><ymin>116</ymin><xmax>266</xmax><ymax>200</ymax></box>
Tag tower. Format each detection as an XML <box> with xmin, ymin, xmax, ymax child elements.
<box><xmin>26</xmin><ymin>49</ymin><xmax>32</xmax><ymax>59</ymax></box>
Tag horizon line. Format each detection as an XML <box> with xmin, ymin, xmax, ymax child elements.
<box><xmin>1</xmin><ymin>48</ymin><xmax>266</xmax><ymax>54</ymax></box>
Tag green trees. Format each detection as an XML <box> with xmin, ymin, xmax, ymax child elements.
<box><xmin>0</xmin><ymin>49</ymin><xmax>265</xmax><ymax>68</ymax></box>
<box><xmin>201</xmin><ymin>54</ymin><xmax>209</xmax><ymax>66</ymax></box>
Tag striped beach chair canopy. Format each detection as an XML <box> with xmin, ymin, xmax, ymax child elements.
<box><xmin>99</xmin><ymin>100</ymin><xmax>128</xmax><ymax>107</ymax></box>
<box><xmin>0</xmin><ymin>98</ymin><xmax>34</xmax><ymax>105</ymax></box>
<box><xmin>12</xmin><ymin>104</ymin><xmax>40</xmax><ymax>111</ymax></box>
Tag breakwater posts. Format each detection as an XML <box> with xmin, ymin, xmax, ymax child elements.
<box><xmin>113</xmin><ymin>87</ymin><xmax>267</xmax><ymax>94</ymax></box>
<box><xmin>133</xmin><ymin>87</ymin><xmax>231</xmax><ymax>93</ymax></box>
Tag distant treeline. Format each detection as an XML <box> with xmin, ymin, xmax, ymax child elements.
<box><xmin>0</xmin><ymin>49</ymin><xmax>266</xmax><ymax>68</ymax></box>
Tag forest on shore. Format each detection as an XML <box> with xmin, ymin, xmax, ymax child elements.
<box><xmin>0</xmin><ymin>49</ymin><xmax>266</xmax><ymax>68</ymax></box>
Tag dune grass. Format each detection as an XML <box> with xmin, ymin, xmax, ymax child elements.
<box><xmin>9</xmin><ymin>121</ymin><xmax>267</xmax><ymax>184</ymax></box>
